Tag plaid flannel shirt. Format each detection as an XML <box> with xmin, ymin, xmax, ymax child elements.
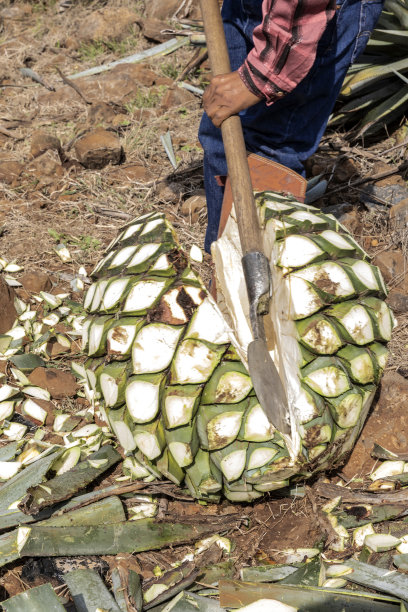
<box><xmin>238</xmin><ymin>0</ymin><xmax>336</xmax><ymax>104</ymax></box>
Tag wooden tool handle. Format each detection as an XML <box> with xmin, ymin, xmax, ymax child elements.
<box><xmin>200</xmin><ymin>0</ymin><xmax>262</xmax><ymax>255</ymax></box>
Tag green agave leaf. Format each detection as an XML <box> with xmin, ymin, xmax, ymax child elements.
<box><xmin>357</xmin><ymin>85</ymin><xmax>408</xmax><ymax>137</ymax></box>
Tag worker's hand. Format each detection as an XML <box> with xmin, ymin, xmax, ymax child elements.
<box><xmin>203</xmin><ymin>71</ymin><xmax>262</xmax><ymax>128</ymax></box>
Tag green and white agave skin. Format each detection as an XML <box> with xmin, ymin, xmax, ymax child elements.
<box><xmin>81</xmin><ymin>193</ymin><xmax>395</xmax><ymax>502</ymax></box>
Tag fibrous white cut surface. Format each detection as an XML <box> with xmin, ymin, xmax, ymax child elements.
<box><xmin>109</xmin><ymin>246</ymin><xmax>138</xmax><ymax>269</ymax></box>
<box><xmin>123</xmin><ymin>280</ymin><xmax>167</xmax><ymax>312</ymax></box>
<box><xmin>186</xmin><ymin>298</ymin><xmax>231</xmax><ymax>345</ymax></box>
<box><xmin>279</xmin><ymin>235</ymin><xmax>323</xmax><ymax>267</ymax></box>
<box><xmin>132</xmin><ymin>324</ymin><xmax>183</xmax><ymax>374</ymax></box>
<box><xmin>244</xmin><ymin>403</ymin><xmax>275</xmax><ymax>442</ymax></box>
<box><xmin>126</xmin><ymin>380</ymin><xmax>161</xmax><ymax>422</ymax></box>
<box><xmin>165</xmin><ymin>395</ymin><xmax>196</xmax><ymax>429</ymax></box>
<box><xmin>127</xmin><ymin>243</ymin><xmax>160</xmax><ymax>268</ymax></box>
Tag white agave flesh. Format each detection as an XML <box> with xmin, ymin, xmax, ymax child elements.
<box><xmin>279</xmin><ymin>235</ymin><xmax>323</xmax><ymax>267</ymax></box>
<box><xmin>285</xmin><ymin>275</ymin><xmax>324</xmax><ymax>319</ymax></box>
<box><xmin>5</xmin><ymin>327</ymin><xmax>26</xmax><ymax>341</ymax></box>
<box><xmin>303</xmin><ymin>366</ymin><xmax>349</xmax><ymax>397</ymax></box>
<box><xmin>88</xmin><ymin>320</ymin><xmax>109</xmax><ymax>356</ymax></box>
<box><xmin>22</xmin><ymin>398</ymin><xmax>47</xmax><ymax>424</ymax></box>
<box><xmin>295</xmin><ymin>262</ymin><xmax>355</xmax><ymax>298</ymax></box>
<box><xmin>4</xmin><ymin>276</ymin><xmax>22</xmax><ymax>287</ymax></box>
<box><xmin>370</xmin><ymin>460</ymin><xmax>405</xmax><ymax>481</ymax></box>
<box><xmin>186</xmin><ymin>298</ymin><xmax>230</xmax><ymax>344</ymax></box>
<box><xmin>90</xmin><ymin>280</ymin><xmax>109</xmax><ymax>312</ymax></box>
<box><xmin>23</xmin><ymin>386</ymin><xmax>51</xmax><ymax>401</ymax></box>
<box><xmin>0</xmin><ymin>385</ymin><xmax>20</xmax><ymax>402</ymax></box>
<box><xmin>353</xmin><ymin>522</ymin><xmax>375</xmax><ymax>547</ymax></box>
<box><xmin>348</xmin><ymin>260</ymin><xmax>378</xmax><ymax>291</ymax></box>
<box><xmin>4</xmin><ymin>422</ymin><xmax>27</xmax><ymax>440</ymax></box>
<box><xmin>132</xmin><ymin>324</ymin><xmax>183</xmax><ymax>374</ymax></box>
<box><xmin>159</xmin><ymin>287</ymin><xmax>190</xmax><ymax>324</ymax></box>
<box><xmin>244</xmin><ymin>403</ymin><xmax>275</xmax><ymax>442</ymax></box>
<box><xmin>220</xmin><ymin>449</ymin><xmax>247</xmax><ymax>481</ymax></box>
<box><xmin>320</xmin><ymin>230</ymin><xmax>355</xmax><ymax>252</ymax></box>
<box><xmin>248</xmin><ymin>447</ymin><xmax>278</xmax><ymax>470</ymax></box>
<box><xmin>102</xmin><ymin>278</ymin><xmax>131</xmax><ymax>310</ymax></box>
<box><xmin>0</xmin><ymin>461</ymin><xmax>21</xmax><ymax>480</ymax></box>
<box><xmin>189</xmin><ymin>244</ymin><xmax>203</xmax><ymax>262</ymax></box>
<box><xmin>120</xmin><ymin>222</ymin><xmax>143</xmax><ymax>242</ymax></box>
<box><xmin>140</xmin><ymin>218</ymin><xmax>164</xmax><ymax>236</ymax></box>
<box><xmin>110</xmin><ymin>420</ymin><xmax>136</xmax><ymax>453</ymax></box>
<box><xmin>107</xmin><ymin>324</ymin><xmax>138</xmax><ymax>356</ymax></box>
<box><xmin>42</xmin><ymin>313</ymin><xmax>60</xmax><ymax>327</ymax></box>
<box><xmin>294</xmin><ymin>388</ymin><xmax>320</xmax><ymax>425</ymax></box>
<box><xmin>123</xmin><ymin>280</ymin><xmax>167</xmax><ymax>313</ymax></box>
<box><xmin>72</xmin><ymin>424</ymin><xmax>100</xmax><ymax>438</ymax></box>
<box><xmin>301</xmin><ymin>319</ymin><xmax>341</xmax><ymax>354</ymax></box>
<box><xmin>339</xmin><ymin>305</ymin><xmax>374</xmax><ymax>345</ymax></box>
<box><xmin>126</xmin><ymin>380</ymin><xmax>161</xmax><ymax>422</ymax></box>
<box><xmin>172</xmin><ymin>341</ymin><xmax>222</xmax><ymax>384</ymax></box>
<box><xmin>289</xmin><ymin>210</ymin><xmax>323</xmax><ymax>224</ymax></box>
<box><xmin>108</xmin><ymin>246</ymin><xmax>138</xmax><ymax>269</ymax></box>
<box><xmin>134</xmin><ymin>432</ymin><xmax>161</xmax><ymax>460</ymax></box>
<box><xmin>0</xmin><ymin>401</ymin><xmax>15</xmax><ymax>421</ymax></box>
<box><xmin>19</xmin><ymin>310</ymin><xmax>36</xmax><ymax>322</ymax></box>
<box><xmin>150</xmin><ymin>253</ymin><xmax>171</xmax><ymax>272</ymax></box>
<box><xmin>207</xmin><ymin>412</ymin><xmax>243</xmax><ymax>449</ymax></box>
<box><xmin>100</xmin><ymin>374</ymin><xmax>119</xmax><ymax>407</ymax></box>
<box><xmin>165</xmin><ymin>395</ymin><xmax>196</xmax><ymax>428</ymax></box>
<box><xmin>127</xmin><ymin>243</ymin><xmax>160</xmax><ymax>268</ymax></box>
<box><xmin>169</xmin><ymin>441</ymin><xmax>193</xmax><ymax>467</ymax></box>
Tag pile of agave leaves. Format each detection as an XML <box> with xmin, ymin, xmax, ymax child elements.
<box><xmin>331</xmin><ymin>0</ymin><xmax>408</xmax><ymax>138</ymax></box>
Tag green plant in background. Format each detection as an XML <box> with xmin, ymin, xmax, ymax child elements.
<box><xmin>331</xmin><ymin>0</ymin><xmax>408</xmax><ymax>138</ymax></box>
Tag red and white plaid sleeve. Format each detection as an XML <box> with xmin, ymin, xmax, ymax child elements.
<box><xmin>238</xmin><ymin>0</ymin><xmax>336</xmax><ymax>104</ymax></box>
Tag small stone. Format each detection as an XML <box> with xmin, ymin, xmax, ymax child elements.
<box><xmin>78</xmin><ymin>7</ymin><xmax>139</xmax><ymax>42</ymax></box>
<box><xmin>20</xmin><ymin>271</ymin><xmax>52</xmax><ymax>293</ymax></box>
<box><xmin>47</xmin><ymin>339</ymin><xmax>71</xmax><ymax>357</ymax></box>
<box><xmin>0</xmin><ymin>277</ymin><xmax>17</xmax><ymax>334</ymax></box>
<box><xmin>157</xmin><ymin>182</ymin><xmax>182</xmax><ymax>203</ymax></box>
<box><xmin>75</xmin><ymin>128</ymin><xmax>123</xmax><ymax>170</ymax></box>
<box><xmin>114</xmin><ymin>64</ymin><xmax>158</xmax><ymax>87</ymax></box>
<box><xmin>142</xmin><ymin>18</ymin><xmax>173</xmax><ymax>43</ymax></box>
<box><xmin>28</xmin><ymin>367</ymin><xmax>78</xmax><ymax>399</ymax></box>
<box><xmin>180</xmin><ymin>191</ymin><xmax>207</xmax><ymax>224</ymax></box>
<box><xmin>371</xmin><ymin>239</ymin><xmax>379</xmax><ymax>247</ymax></box>
<box><xmin>64</xmin><ymin>36</ymin><xmax>80</xmax><ymax>50</ymax></box>
<box><xmin>30</xmin><ymin>131</ymin><xmax>62</xmax><ymax>159</ymax></box>
<box><xmin>334</xmin><ymin>158</ymin><xmax>359</xmax><ymax>182</ymax></box>
<box><xmin>374</xmin><ymin>250</ymin><xmax>408</xmax><ymax>294</ymax></box>
<box><xmin>0</xmin><ymin>161</ymin><xmax>24</xmax><ymax>185</ymax></box>
<box><xmin>145</xmin><ymin>0</ymin><xmax>181</xmax><ymax>19</ymax></box>
<box><xmin>360</xmin><ymin>183</ymin><xmax>408</xmax><ymax>211</ymax></box>
<box><xmin>387</xmin><ymin>290</ymin><xmax>408</xmax><ymax>313</ymax></box>
<box><xmin>390</xmin><ymin>198</ymin><xmax>408</xmax><ymax>227</ymax></box>
<box><xmin>160</xmin><ymin>86</ymin><xmax>196</xmax><ymax>111</ymax></box>
<box><xmin>27</xmin><ymin>150</ymin><xmax>64</xmax><ymax>185</ymax></box>
<box><xmin>109</xmin><ymin>164</ymin><xmax>151</xmax><ymax>183</ymax></box>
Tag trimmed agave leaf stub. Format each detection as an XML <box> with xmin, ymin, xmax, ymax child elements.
<box><xmin>84</xmin><ymin>191</ymin><xmax>395</xmax><ymax>501</ymax></box>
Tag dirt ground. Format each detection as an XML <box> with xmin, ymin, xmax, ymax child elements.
<box><xmin>1</xmin><ymin>0</ymin><xmax>408</xmax><ymax>603</ymax></box>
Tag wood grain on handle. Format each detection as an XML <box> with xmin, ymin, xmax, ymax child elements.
<box><xmin>200</xmin><ymin>0</ymin><xmax>263</xmax><ymax>255</ymax></box>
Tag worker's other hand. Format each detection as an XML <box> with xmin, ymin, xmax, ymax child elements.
<box><xmin>203</xmin><ymin>71</ymin><xmax>262</xmax><ymax>127</ymax></box>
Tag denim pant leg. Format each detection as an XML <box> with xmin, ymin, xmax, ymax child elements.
<box><xmin>199</xmin><ymin>0</ymin><xmax>384</xmax><ymax>253</ymax></box>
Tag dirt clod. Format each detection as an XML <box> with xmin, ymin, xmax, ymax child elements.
<box><xmin>75</xmin><ymin>128</ymin><xmax>123</xmax><ymax>170</ymax></box>
<box><xmin>20</xmin><ymin>271</ymin><xmax>52</xmax><ymax>294</ymax></box>
<box><xmin>0</xmin><ymin>277</ymin><xmax>17</xmax><ymax>334</ymax></box>
<box><xmin>28</xmin><ymin>367</ymin><xmax>78</xmax><ymax>399</ymax></box>
<box><xmin>30</xmin><ymin>131</ymin><xmax>62</xmax><ymax>160</ymax></box>
<box><xmin>78</xmin><ymin>7</ymin><xmax>139</xmax><ymax>43</ymax></box>
<box><xmin>0</xmin><ymin>161</ymin><xmax>24</xmax><ymax>186</ymax></box>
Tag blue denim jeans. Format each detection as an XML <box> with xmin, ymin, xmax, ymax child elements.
<box><xmin>199</xmin><ymin>0</ymin><xmax>384</xmax><ymax>252</ymax></box>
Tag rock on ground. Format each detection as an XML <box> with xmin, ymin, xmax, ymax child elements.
<box><xmin>30</xmin><ymin>131</ymin><xmax>62</xmax><ymax>159</ymax></box>
<box><xmin>180</xmin><ymin>191</ymin><xmax>207</xmax><ymax>224</ymax></box>
<box><xmin>28</xmin><ymin>367</ymin><xmax>78</xmax><ymax>399</ymax></box>
<box><xmin>78</xmin><ymin>7</ymin><xmax>139</xmax><ymax>42</ymax></box>
<box><xmin>0</xmin><ymin>277</ymin><xmax>17</xmax><ymax>334</ymax></box>
<box><xmin>75</xmin><ymin>128</ymin><xmax>123</xmax><ymax>170</ymax></box>
<box><xmin>0</xmin><ymin>161</ymin><xmax>24</xmax><ymax>186</ymax></box>
<box><xmin>19</xmin><ymin>271</ymin><xmax>52</xmax><ymax>294</ymax></box>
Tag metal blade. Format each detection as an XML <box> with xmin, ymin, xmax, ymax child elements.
<box><xmin>247</xmin><ymin>338</ymin><xmax>291</xmax><ymax>436</ymax></box>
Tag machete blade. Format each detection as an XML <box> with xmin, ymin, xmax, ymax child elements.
<box><xmin>247</xmin><ymin>338</ymin><xmax>291</xmax><ymax>436</ymax></box>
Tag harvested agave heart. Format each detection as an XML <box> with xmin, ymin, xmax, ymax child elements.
<box><xmin>80</xmin><ymin>198</ymin><xmax>395</xmax><ymax>502</ymax></box>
